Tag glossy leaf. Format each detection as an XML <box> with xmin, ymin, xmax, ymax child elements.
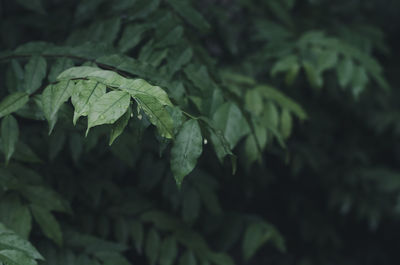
<box><xmin>170</xmin><ymin>119</ymin><xmax>203</xmax><ymax>186</ymax></box>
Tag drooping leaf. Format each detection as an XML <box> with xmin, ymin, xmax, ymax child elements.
<box><xmin>86</xmin><ymin>91</ymin><xmax>130</xmax><ymax>135</ymax></box>
<box><xmin>145</xmin><ymin>229</ymin><xmax>161</xmax><ymax>265</ymax></box>
<box><xmin>0</xmin><ymin>92</ymin><xmax>29</xmax><ymax>118</ymax></box>
<box><xmin>351</xmin><ymin>66</ymin><xmax>369</xmax><ymax>98</ymax></box>
<box><xmin>135</xmin><ymin>94</ymin><xmax>174</xmax><ymax>139</ymax></box>
<box><xmin>30</xmin><ymin>205</ymin><xmax>63</xmax><ymax>246</ymax></box>
<box><xmin>42</xmin><ymin>80</ymin><xmax>75</xmax><ymax>133</ymax></box>
<box><xmin>71</xmin><ymin>80</ymin><xmax>107</xmax><ymax>125</ymax></box>
<box><xmin>23</xmin><ymin>56</ymin><xmax>47</xmax><ymax>94</ymax></box>
<box><xmin>280</xmin><ymin>109</ymin><xmax>292</xmax><ymax>139</ymax></box>
<box><xmin>337</xmin><ymin>57</ymin><xmax>354</xmax><ymax>88</ymax></box>
<box><xmin>1</xmin><ymin>115</ymin><xmax>19</xmax><ymax>164</ymax></box>
<box><xmin>109</xmin><ymin>106</ymin><xmax>131</xmax><ymax>145</ymax></box>
<box><xmin>170</xmin><ymin>119</ymin><xmax>203</xmax><ymax>186</ymax></box>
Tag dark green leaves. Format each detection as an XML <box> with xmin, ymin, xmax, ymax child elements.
<box><xmin>0</xmin><ymin>222</ymin><xmax>43</xmax><ymax>265</ymax></box>
<box><xmin>30</xmin><ymin>205</ymin><xmax>63</xmax><ymax>246</ymax></box>
<box><xmin>0</xmin><ymin>92</ymin><xmax>29</xmax><ymax>118</ymax></box>
<box><xmin>171</xmin><ymin>120</ymin><xmax>203</xmax><ymax>186</ymax></box>
<box><xmin>212</xmin><ymin>103</ymin><xmax>250</xmax><ymax>149</ymax></box>
<box><xmin>1</xmin><ymin>115</ymin><xmax>19</xmax><ymax>164</ymax></box>
<box><xmin>24</xmin><ymin>56</ymin><xmax>47</xmax><ymax>94</ymax></box>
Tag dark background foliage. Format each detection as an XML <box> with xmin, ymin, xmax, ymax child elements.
<box><xmin>0</xmin><ymin>0</ymin><xmax>399</xmax><ymax>265</ymax></box>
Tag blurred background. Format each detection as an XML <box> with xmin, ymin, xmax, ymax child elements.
<box><xmin>1</xmin><ymin>0</ymin><xmax>400</xmax><ymax>265</ymax></box>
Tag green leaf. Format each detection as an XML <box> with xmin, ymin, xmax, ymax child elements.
<box><xmin>166</xmin><ymin>0</ymin><xmax>210</xmax><ymax>32</ymax></box>
<box><xmin>109</xmin><ymin>106</ymin><xmax>131</xmax><ymax>145</ymax></box>
<box><xmin>271</xmin><ymin>55</ymin><xmax>298</xmax><ymax>77</ymax></box>
<box><xmin>245</xmin><ymin>89</ymin><xmax>263</xmax><ymax>116</ymax></box>
<box><xmin>159</xmin><ymin>236</ymin><xmax>177</xmax><ymax>265</ymax></box>
<box><xmin>0</xmin><ymin>92</ymin><xmax>29</xmax><ymax>118</ymax></box>
<box><xmin>170</xmin><ymin>119</ymin><xmax>203</xmax><ymax>186</ymax></box>
<box><xmin>0</xmin><ymin>223</ymin><xmax>42</xmax><ymax>260</ymax></box>
<box><xmin>118</xmin><ymin>24</ymin><xmax>150</xmax><ymax>53</ymax></box>
<box><xmin>30</xmin><ymin>205</ymin><xmax>63</xmax><ymax>246</ymax></box>
<box><xmin>167</xmin><ymin>47</ymin><xmax>193</xmax><ymax>76</ymax></box>
<box><xmin>71</xmin><ymin>80</ymin><xmax>107</xmax><ymax>125</ymax></box>
<box><xmin>0</xmin><ymin>197</ymin><xmax>32</xmax><ymax>239</ymax></box>
<box><xmin>351</xmin><ymin>66</ymin><xmax>369</xmax><ymax>98</ymax></box>
<box><xmin>212</xmin><ymin>103</ymin><xmax>250</xmax><ymax>149</ymax></box>
<box><xmin>145</xmin><ymin>229</ymin><xmax>161</xmax><ymax>265</ymax></box>
<box><xmin>12</xmin><ymin>142</ymin><xmax>42</xmax><ymax>163</ymax></box>
<box><xmin>303</xmin><ymin>60</ymin><xmax>323</xmax><ymax>88</ymax></box>
<box><xmin>23</xmin><ymin>56</ymin><xmax>47</xmax><ymax>94</ymax></box>
<box><xmin>337</xmin><ymin>57</ymin><xmax>354</xmax><ymax>88</ymax></box>
<box><xmin>86</xmin><ymin>91</ymin><xmax>131</xmax><ymax>135</ymax></box>
<box><xmin>256</xmin><ymin>85</ymin><xmax>307</xmax><ymax>120</ymax></box>
<box><xmin>264</xmin><ymin>102</ymin><xmax>279</xmax><ymax>130</ymax></box>
<box><xmin>41</xmin><ymin>80</ymin><xmax>75</xmax><ymax>133</ymax></box>
<box><xmin>0</xmin><ymin>249</ymin><xmax>37</xmax><ymax>265</ymax></box>
<box><xmin>242</xmin><ymin>222</ymin><xmax>285</xmax><ymax>262</ymax></box>
<box><xmin>121</xmin><ymin>79</ymin><xmax>172</xmax><ymax>106</ymax></box>
<box><xmin>135</xmin><ymin>94</ymin><xmax>174</xmax><ymax>139</ymax></box>
<box><xmin>1</xmin><ymin>115</ymin><xmax>19</xmax><ymax>164</ymax></box>
<box><xmin>280</xmin><ymin>109</ymin><xmax>292</xmax><ymax>139</ymax></box>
